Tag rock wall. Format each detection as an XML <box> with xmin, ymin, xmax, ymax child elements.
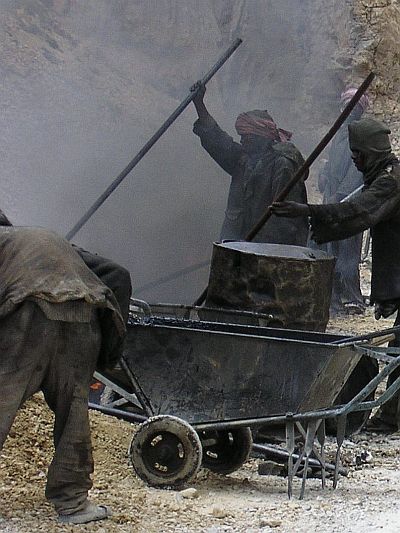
<box><xmin>351</xmin><ymin>0</ymin><xmax>400</xmax><ymax>152</ymax></box>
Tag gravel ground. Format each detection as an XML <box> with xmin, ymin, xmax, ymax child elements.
<box><xmin>2</xmin><ymin>266</ymin><xmax>400</xmax><ymax>533</ymax></box>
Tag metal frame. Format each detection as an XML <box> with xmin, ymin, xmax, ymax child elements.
<box><xmin>90</xmin><ymin>343</ymin><xmax>400</xmax><ymax>499</ymax></box>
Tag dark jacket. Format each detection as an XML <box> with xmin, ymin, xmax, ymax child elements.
<box><xmin>310</xmin><ymin>162</ymin><xmax>400</xmax><ymax>302</ymax></box>
<box><xmin>194</xmin><ymin>116</ymin><xmax>308</xmax><ymax>244</ymax></box>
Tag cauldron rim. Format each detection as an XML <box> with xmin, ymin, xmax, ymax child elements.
<box><xmin>213</xmin><ymin>241</ymin><xmax>333</xmax><ymax>262</ymax></box>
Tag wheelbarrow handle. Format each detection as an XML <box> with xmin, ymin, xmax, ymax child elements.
<box><xmin>129</xmin><ymin>298</ymin><xmax>152</xmax><ymax>320</ymax></box>
<box><xmin>333</xmin><ymin>325</ymin><xmax>400</xmax><ymax>345</ymax></box>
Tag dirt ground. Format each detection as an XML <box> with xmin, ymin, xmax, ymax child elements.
<box><xmin>1</xmin><ymin>265</ymin><xmax>400</xmax><ymax>533</ymax></box>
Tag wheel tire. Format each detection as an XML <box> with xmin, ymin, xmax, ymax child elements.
<box><xmin>129</xmin><ymin>415</ymin><xmax>203</xmax><ymax>488</ymax></box>
<box><xmin>199</xmin><ymin>427</ymin><xmax>253</xmax><ymax>475</ymax></box>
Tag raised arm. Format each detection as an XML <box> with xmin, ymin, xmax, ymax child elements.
<box><xmin>192</xmin><ymin>84</ymin><xmax>243</xmax><ymax>175</ymax></box>
<box><xmin>192</xmin><ymin>84</ymin><xmax>211</xmax><ymax>123</ymax></box>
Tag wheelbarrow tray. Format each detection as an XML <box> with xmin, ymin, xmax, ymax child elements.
<box><xmin>124</xmin><ymin>316</ymin><xmax>361</xmax><ymax>425</ymax></box>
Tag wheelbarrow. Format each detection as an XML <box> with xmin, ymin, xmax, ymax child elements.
<box><xmin>90</xmin><ymin>300</ymin><xmax>400</xmax><ymax>499</ymax></box>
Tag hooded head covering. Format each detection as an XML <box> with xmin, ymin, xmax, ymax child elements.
<box><xmin>235</xmin><ymin>110</ymin><xmax>292</xmax><ymax>143</ymax></box>
<box><xmin>348</xmin><ymin>118</ymin><xmax>396</xmax><ymax>181</ymax></box>
<box><xmin>340</xmin><ymin>87</ymin><xmax>370</xmax><ymax>112</ymax></box>
<box><xmin>348</xmin><ymin>118</ymin><xmax>391</xmax><ymax>154</ymax></box>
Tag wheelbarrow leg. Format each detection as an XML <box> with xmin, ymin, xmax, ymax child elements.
<box><xmin>334</xmin><ymin>415</ymin><xmax>347</xmax><ymax>489</ymax></box>
<box><xmin>300</xmin><ymin>420</ymin><xmax>318</xmax><ymax>500</ymax></box>
<box><xmin>296</xmin><ymin>420</ymin><xmax>326</xmax><ymax>476</ymax></box>
<box><xmin>285</xmin><ymin>414</ymin><xmax>295</xmax><ymax>499</ymax></box>
<box><xmin>317</xmin><ymin>420</ymin><xmax>326</xmax><ymax>489</ymax></box>
<box><xmin>291</xmin><ymin>432</ymin><xmax>305</xmax><ymax>480</ymax></box>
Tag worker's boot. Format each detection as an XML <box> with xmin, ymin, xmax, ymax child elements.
<box><xmin>58</xmin><ymin>500</ymin><xmax>111</xmax><ymax>524</ymax></box>
<box><xmin>366</xmin><ymin>414</ymin><xmax>397</xmax><ymax>433</ymax></box>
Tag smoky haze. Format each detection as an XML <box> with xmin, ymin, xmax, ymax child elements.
<box><xmin>0</xmin><ymin>0</ymin><xmax>352</xmax><ymax>303</ymax></box>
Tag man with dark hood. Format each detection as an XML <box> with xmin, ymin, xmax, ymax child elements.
<box><xmin>271</xmin><ymin>117</ymin><xmax>400</xmax><ymax>432</ymax></box>
<box><xmin>317</xmin><ymin>88</ymin><xmax>370</xmax><ymax>316</ymax></box>
<box><xmin>192</xmin><ymin>85</ymin><xmax>308</xmax><ymax>245</ymax></box>
<box><xmin>0</xmin><ymin>225</ymin><xmax>126</xmax><ymax>524</ymax></box>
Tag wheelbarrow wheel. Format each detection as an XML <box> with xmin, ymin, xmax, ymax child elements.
<box><xmin>129</xmin><ymin>415</ymin><xmax>203</xmax><ymax>488</ymax></box>
<box><xmin>199</xmin><ymin>427</ymin><xmax>253</xmax><ymax>475</ymax></box>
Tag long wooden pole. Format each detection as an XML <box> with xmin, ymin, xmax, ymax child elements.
<box><xmin>66</xmin><ymin>38</ymin><xmax>243</xmax><ymax>241</ymax></box>
<box><xmin>194</xmin><ymin>72</ymin><xmax>375</xmax><ymax>306</ymax></box>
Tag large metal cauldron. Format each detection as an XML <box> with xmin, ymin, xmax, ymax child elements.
<box><xmin>205</xmin><ymin>242</ymin><xmax>335</xmax><ymax>332</ymax></box>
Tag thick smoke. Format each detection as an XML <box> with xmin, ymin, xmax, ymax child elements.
<box><xmin>0</xmin><ymin>0</ymin><xmax>352</xmax><ymax>303</ymax></box>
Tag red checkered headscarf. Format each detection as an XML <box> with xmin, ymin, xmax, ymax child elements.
<box><xmin>235</xmin><ymin>110</ymin><xmax>292</xmax><ymax>143</ymax></box>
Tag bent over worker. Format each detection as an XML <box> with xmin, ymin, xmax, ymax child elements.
<box><xmin>192</xmin><ymin>84</ymin><xmax>309</xmax><ymax>245</ymax></box>
<box><xmin>271</xmin><ymin>117</ymin><xmax>400</xmax><ymax>432</ymax></box>
<box><xmin>0</xmin><ymin>226</ymin><xmax>126</xmax><ymax>524</ymax></box>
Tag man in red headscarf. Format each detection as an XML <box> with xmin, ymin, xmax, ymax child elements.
<box><xmin>192</xmin><ymin>85</ymin><xmax>308</xmax><ymax>244</ymax></box>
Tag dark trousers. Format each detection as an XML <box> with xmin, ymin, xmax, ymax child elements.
<box><xmin>0</xmin><ymin>302</ymin><xmax>101</xmax><ymax>514</ymax></box>
<box><xmin>74</xmin><ymin>247</ymin><xmax>132</xmax><ymax>324</ymax></box>
<box><xmin>376</xmin><ymin>310</ymin><xmax>400</xmax><ymax>428</ymax></box>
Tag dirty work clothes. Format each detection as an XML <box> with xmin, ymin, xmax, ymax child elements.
<box><xmin>310</xmin><ymin>160</ymin><xmax>400</xmax><ymax>431</ymax></box>
<box><xmin>317</xmin><ymin>115</ymin><xmax>365</xmax><ymax>311</ymax></box>
<box><xmin>310</xmin><ymin>161</ymin><xmax>400</xmax><ymax>303</ymax></box>
<box><xmin>0</xmin><ymin>227</ymin><xmax>125</xmax><ymax>369</ymax></box>
<box><xmin>0</xmin><ymin>227</ymin><xmax>125</xmax><ymax>514</ymax></box>
<box><xmin>193</xmin><ymin>116</ymin><xmax>308</xmax><ymax>244</ymax></box>
<box><xmin>74</xmin><ymin>246</ymin><xmax>132</xmax><ymax>325</ymax></box>
<box><xmin>0</xmin><ymin>208</ymin><xmax>131</xmax><ymax>329</ymax></box>
<box><xmin>0</xmin><ymin>301</ymin><xmax>101</xmax><ymax>514</ymax></box>
<box><xmin>305</xmin><ymin>119</ymin><xmax>400</xmax><ymax>430</ymax></box>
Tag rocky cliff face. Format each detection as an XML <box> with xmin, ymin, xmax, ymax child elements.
<box><xmin>0</xmin><ymin>0</ymin><xmax>398</xmax><ymax>302</ymax></box>
<box><xmin>351</xmin><ymin>0</ymin><xmax>400</xmax><ymax>152</ymax></box>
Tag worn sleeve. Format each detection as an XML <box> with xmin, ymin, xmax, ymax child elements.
<box><xmin>193</xmin><ymin>116</ymin><xmax>243</xmax><ymax>175</ymax></box>
<box><xmin>271</xmin><ymin>156</ymin><xmax>307</xmax><ymax>203</ymax></box>
<box><xmin>267</xmin><ymin>155</ymin><xmax>309</xmax><ymax>246</ymax></box>
<box><xmin>309</xmin><ymin>174</ymin><xmax>400</xmax><ymax>243</ymax></box>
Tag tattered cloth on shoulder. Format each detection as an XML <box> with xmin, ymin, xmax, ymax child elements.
<box><xmin>0</xmin><ymin>226</ymin><xmax>126</xmax><ymax>369</ymax></box>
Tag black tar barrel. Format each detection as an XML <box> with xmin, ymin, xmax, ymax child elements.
<box><xmin>205</xmin><ymin>241</ymin><xmax>335</xmax><ymax>332</ymax></box>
